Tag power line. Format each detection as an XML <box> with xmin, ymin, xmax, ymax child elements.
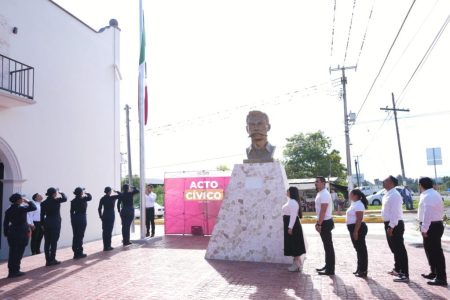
<box><xmin>396</xmin><ymin>13</ymin><xmax>450</xmax><ymax>107</ymax></box>
<box><xmin>330</xmin><ymin>0</ymin><xmax>337</xmax><ymax>57</ymax></box>
<box><xmin>382</xmin><ymin>0</ymin><xmax>441</xmax><ymax>86</ymax></box>
<box><xmin>353</xmin><ymin>0</ymin><xmax>417</xmax><ymax>123</ymax></box>
<box><xmin>355</xmin><ymin>0</ymin><xmax>376</xmax><ymax>67</ymax></box>
<box><xmin>144</xmin><ymin>80</ymin><xmax>340</xmax><ymax>136</ymax></box>
<box><xmin>145</xmin><ymin>153</ymin><xmax>243</xmax><ymax>170</ymax></box>
<box><xmin>343</xmin><ymin>0</ymin><xmax>358</xmax><ymax>64</ymax></box>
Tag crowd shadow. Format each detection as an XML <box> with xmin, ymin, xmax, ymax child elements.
<box><xmin>0</xmin><ymin>247</ymin><xmax>121</xmax><ymax>298</ymax></box>
<box><xmin>206</xmin><ymin>259</ymin><xmax>322</xmax><ymax>299</ymax></box>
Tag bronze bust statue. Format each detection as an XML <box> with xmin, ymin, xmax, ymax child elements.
<box><xmin>244</xmin><ymin>110</ymin><xmax>275</xmax><ymax>163</ymax></box>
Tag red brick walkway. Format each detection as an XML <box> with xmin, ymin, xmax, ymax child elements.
<box><xmin>1</xmin><ymin>224</ymin><xmax>449</xmax><ymax>299</ymax></box>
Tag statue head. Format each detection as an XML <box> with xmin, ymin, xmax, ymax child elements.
<box><xmin>246</xmin><ymin>110</ymin><xmax>270</xmax><ymax>143</ymax></box>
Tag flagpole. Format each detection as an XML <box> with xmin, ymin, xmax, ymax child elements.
<box><xmin>138</xmin><ymin>0</ymin><xmax>146</xmax><ymax>239</ymax></box>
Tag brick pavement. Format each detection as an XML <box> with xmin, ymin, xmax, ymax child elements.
<box><xmin>1</xmin><ymin>223</ymin><xmax>449</xmax><ymax>300</ymax></box>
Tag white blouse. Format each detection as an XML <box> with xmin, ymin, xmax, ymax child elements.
<box><xmin>282</xmin><ymin>198</ymin><xmax>299</xmax><ymax>229</ymax></box>
<box><xmin>346</xmin><ymin>200</ymin><xmax>365</xmax><ymax>225</ymax></box>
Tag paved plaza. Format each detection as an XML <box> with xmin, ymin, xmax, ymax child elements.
<box><xmin>1</xmin><ymin>223</ymin><xmax>450</xmax><ymax>300</ymax></box>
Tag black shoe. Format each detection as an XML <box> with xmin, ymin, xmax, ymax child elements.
<box><xmin>318</xmin><ymin>270</ymin><xmax>335</xmax><ymax>276</ymax></box>
<box><xmin>7</xmin><ymin>271</ymin><xmax>25</xmax><ymax>278</ymax></box>
<box><xmin>104</xmin><ymin>247</ymin><xmax>114</xmax><ymax>251</ymax></box>
<box><xmin>151</xmin><ymin>233</ymin><xmax>155</xmax><ymax>237</ymax></box>
<box><xmin>421</xmin><ymin>273</ymin><xmax>436</xmax><ymax>280</ymax></box>
<box><xmin>316</xmin><ymin>266</ymin><xmax>327</xmax><ymax>272</ymax></box>
<box><xmin>427</xmin><ymin>279</ymin><xmax>448</xmax><ymax>286</ymax></box>
<box><xmin>393</xmin><ymin>274</ymin><xmax>409</xmax><ymax>283</ymax></box>
<box><xmin>46</xmin><ymin>260</ymin><xmax>61</xmax><ymax>266</ymax></box>
<box><xmin>74</xmin><ymin>253</ymin><xmax>87</xmax><ymax>259</ymax></box>
<box><xmin>146</xmin><ymin>233</ymin><xmax>150</xmax><ymax>237</ymax></box>
<box><xmin>123</xmin><ymin>242</ymin><xmax>132</xmax><ymax>246</ymax></box>
<box><xmin>355</xmin><ymin>271</ymin><xmax>367</xmax><ymax>278</ymax></box>
<box><xmin>353</xmin><ymin>269</ymin><xmax>360</xmax><ymax>275</ymax></box>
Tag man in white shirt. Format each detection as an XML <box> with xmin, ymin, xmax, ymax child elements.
<box><xmin>381</xmin><ymin>175</ymin><xmax>409</xmax><ymax>283</ymax></box>
<box><xmin>27</xmin><ymin>193</ymin><xmax>44</xmax><ymax>255</ymax></box>
<box><xmin>418</xmin><ymin>177</ymin><xmax>447</xmax><ymax>286</ymax></box>
<box><xmin>144</xmin><ymin>185</ymin><xmax>157</xmax><ymax>237</ymax></box>
<box><xmin>314</xmin><ymin>176</ymin><xmax>335</xmax><ymax>275</ymax></box>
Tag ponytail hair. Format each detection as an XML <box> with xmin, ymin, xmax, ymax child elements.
<box><xmin>288</xmin><ymin>186</ymin><xmax>303</xmax><ymax>218</ymax></box>
<box><xmin>350</xmin><ymin>189</ymin><xmax>369</xmax><ymax>209</ymax></box>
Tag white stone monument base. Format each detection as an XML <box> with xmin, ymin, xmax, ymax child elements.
<box><xmin>205</xmin><ymin>162</ymin><xmax>291</xmax><ymax>264</ymax></box>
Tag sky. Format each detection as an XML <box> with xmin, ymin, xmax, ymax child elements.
<box><xmin>54</xmin><ymin>0</ymin><xmax>450</xmax><ymax>183</ymax></box>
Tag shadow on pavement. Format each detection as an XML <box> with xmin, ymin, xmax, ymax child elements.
<box><xmin>141</xmin><ymin>235</ymin><xmax>210</xmax><ymax>250</ymax></box>
<box><xmin>206</xmin><ymin>259</ymin><xmax>322</xmax><ymax>299</ymax></box>
<box><xmin>0</xmin><ymin>248</ymin><xmax>121</xmax><ymax>298</ymax></box>
<box><xmin>331</xmin><ymin>275</ymin><xmax>363</xmax><ymax>300</ymax></box>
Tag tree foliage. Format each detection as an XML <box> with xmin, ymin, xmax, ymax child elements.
<box><xmin>282</xmin><ymin>131</ymin><xmax>346</xmax><ymax>180</ymax></box>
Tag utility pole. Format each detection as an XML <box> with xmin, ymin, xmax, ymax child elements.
<box><xmin>354</xmin><ymin>158</ymin><xmax>360</xmax><ymax>187</ymax></box>
<box><xmin>380</xmin><ymin>93</ymin><xmax>409</xmax><ymax>181</ymax></box>
<box><xmin>124</xmin><ymin>105</ymin><xmax>133</xmax><ymax>185</ymax></box>
<box><xmin>330</xmin><ymin>65</ymin><xmax>356</xmax><ymax>193</ymax></box>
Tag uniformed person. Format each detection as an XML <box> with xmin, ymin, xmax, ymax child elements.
<box><xmin>70</xmin><ymin>187</ymin><xmax>92</xmax><ymax>259</ymax></box>
<box><xmin>41</xmin><ymin>187</ymin><xmax>67</xmax><ymax>266</ymax></box>
<box><xmin>98</xmin><ymin>187</ymin><xmax>119</xmax><ymax>251</ymax></box>
<box><xmin>3</xmin><ymin>193</ymin><xmax>36</xmax><ymax>278</ymax></box>
<box><xmin>117</xmin><ymin>184</ymin><xmax>139</xmax><ymax>246</ymax></box>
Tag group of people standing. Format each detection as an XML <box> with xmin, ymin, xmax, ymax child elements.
<box><xmin>3</xmin><ymin>183</ymin><xmax>158</xmax><ymax>278</ymax></box>
<box><xmin>282</xmin><ymin>175</ymin><xmax>447</xmax><ymax>287</ymax></box>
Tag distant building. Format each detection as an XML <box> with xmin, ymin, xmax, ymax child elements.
<box><xmin>0</xmin><ymin>0</ymin><xmax>121</xmax><ymax>259</ymax></box>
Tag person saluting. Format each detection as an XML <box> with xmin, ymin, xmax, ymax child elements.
<box><xmin>3</xmin><ymin>193</ymin><xmax>36</xmax><ymax>278</ymax></box>
<box><xmin>98</xmin><ymin>187</ymin><xmax>120</xmax><ymax>251</ymax></box>
<box><xmin>41</xmin><ymin>187</ymin><xmax>67</xmax><ymax>266</ymax></box>
<box><xmin>70</xmin><ymin>187</ymin><xmax>92</xmax><ymax>259</ymax></box>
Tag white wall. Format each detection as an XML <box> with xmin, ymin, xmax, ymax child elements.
<box><xmin>0</xmin><ymin>0</ymin><xmax>120</xmax><ymax>259</ymax></box>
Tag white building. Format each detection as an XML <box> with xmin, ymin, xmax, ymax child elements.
<box><xmin>0</xmin><ymin>0</ymin><xmax>121</xmax><ymax>259</ymax></box>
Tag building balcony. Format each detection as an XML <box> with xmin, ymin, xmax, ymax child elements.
<box><xmin>0</xmin><ymin>53</ymin><xmax>35</xmax><ymax>108</ymax></box>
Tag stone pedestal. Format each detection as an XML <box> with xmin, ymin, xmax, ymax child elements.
<box><xmin>205</xmin><ymin>162</ymin><xmax>291</xmax><ymax>264</ymax></box>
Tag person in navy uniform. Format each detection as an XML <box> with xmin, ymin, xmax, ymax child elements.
<box><xmin>41</xmin><ymin>187</ymin><xmax>67</xmax><ymax>266</ymax></box>
<box><xmin>70</xmin><ymin>187</ymin><xmax>92</xmax><ymax>259</ymax></box>
<box><xmin>3</xmin><ymin>193</ymin><xmax>36</xmax><ymax>278</ymax></box>
<box><xmin>98</xmin><ymin>187</ymin><xmax>119</xmax><ymax>251</ymax></box>
<box><xmin>117</xmin><ymin>184</ymin><xmax>139</xmax><ymax>246</ymax></box>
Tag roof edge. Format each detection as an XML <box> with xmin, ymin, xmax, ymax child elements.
<box><xmin>48</xmin><ymin>0</ymin><xmax>119</xmax><ymax>33</ymax></box>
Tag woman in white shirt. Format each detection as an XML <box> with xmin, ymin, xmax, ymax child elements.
<box><xmin>346</xmin><ymin>189</ymin><xmax>369</xmax><ymax>277</ymax></box>
<box><xmin>282</xmin><ymin>186</ymin><xmax>306</xmax><ymax>272</ymax></box>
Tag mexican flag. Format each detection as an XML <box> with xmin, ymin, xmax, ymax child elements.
<box><xmin>139</xmin><ymin>11</ymin><xmax>148</xmax><ymax>125</ymax></box>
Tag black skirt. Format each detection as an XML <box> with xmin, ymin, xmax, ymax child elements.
<box><xmin>283</xmin><ymin>215</ymin><xmax>306</xmax><ymax>257</ymax></box>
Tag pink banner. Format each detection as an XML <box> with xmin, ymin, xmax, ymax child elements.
<box><xmin>164</xmin><ymin>176</ymin><xmax>230</xmax><ymax>235</ymax></box>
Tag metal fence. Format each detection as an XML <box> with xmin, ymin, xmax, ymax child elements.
<box><xmin>0</xmin><ymin>53</ymin><xmax>34</xmax><ymax>99</ymax></box>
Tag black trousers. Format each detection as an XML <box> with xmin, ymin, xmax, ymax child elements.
<box><xmin>30</xmin><ymin>221</ymin><xmax>44</xmax><ymax>255</ymax></box>
<box><xmin>120</xmin><ymin>206</ymin><xmax>134</xmax><ymax>244</ymax></box>
<box><xmin>347</xmin><ymin>222</ymin><xmax>368</xmax><ymax>273</ymax></box>
<box><xmin>384</xmin><ymin>220</ymin><xmax>409</xmax><ymax>277</ymax></box>
<box><xmin>7</xmin><ymin>230</ymin><xmax>29</xmax><ymax>274</ymax></box>
<box><xmin>71</xmin><ymin>214</ymin><xmax>87</xmax><ymax>256</ymax></box>
<box><xmin>102</xmin><ymin>213</ymin><xmax>115</xmax><ymax>249</ymax></box>
<box><xmin>145</xmin><ymin>207</ymin><xmax>155</xmax><ymax>235</ymax></box>
<box><xmin>44</xmin><ymin>218</ymin><xmax>61</xmax><ymax>262</ymax></box>
<box><xmin>423</xmin><ymin>221</ymin><xmax>447</xmax><ymax>281</ymax></box>
<box><xmin>320</xmin><ymin>218</ymin><xmax>335</xmax><ymax>272</ymax></box>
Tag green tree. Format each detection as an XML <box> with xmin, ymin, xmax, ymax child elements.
<box><xmin>216</xmin><ymin>164</ymin><xmax>230</xmax><ymax>172</ymax></box>
<box><xmin>283</xmin><ymin>131</ymin><xmax>346</xmax><ymax>180</ymax></box>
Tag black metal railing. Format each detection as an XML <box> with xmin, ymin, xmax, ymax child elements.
<box><xmin>0</xmin><ymin>54</ymin><xmax>34</xmax><ymax>99</ymax></box>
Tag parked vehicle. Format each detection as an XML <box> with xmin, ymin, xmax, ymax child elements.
<box><xmin>367</xmin><ymin>186</ymin><xmax>405</xmax><ymax>206</ymax></box>
<box><xmin>134</xmin><ymin>203</ymin><xmax>165</xmax><ymax>219</ymax></box>
<box><xmin>356</xmin><ymin>186</ymin><xmax>380</xmax><ymax>196</ymax></box>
